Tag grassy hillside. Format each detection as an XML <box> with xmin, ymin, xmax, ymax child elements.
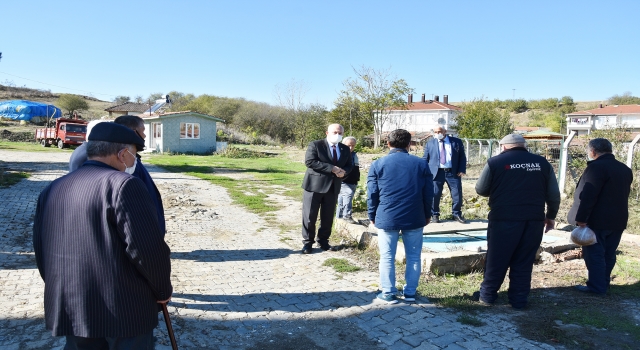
<box><xmin>0</xmin><ymin>84</ymin><xmax>113</xmax><ymax>121</ymax></box>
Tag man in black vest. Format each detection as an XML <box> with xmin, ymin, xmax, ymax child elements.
<box><xmin>474</xmin><ymin>134</ymin><xmax>560</xmax><ymax>309</ymax></box>
<box><xmin>568</xmin><ymin>138</ymin><xmax>633</xmax><ymax>295</ymax></box>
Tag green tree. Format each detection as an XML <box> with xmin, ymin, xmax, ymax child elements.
<box><xmin>147</xmin><ymin>92</ymin><xmax>164</xmax><ymax>102</ymax></box>
<box><xmin>57</xmin><ymin>94</ymin><xmax>89</xmax><ymax>117</ymax></box>
<box><xmin>558</xmin><ymin>96</ymin><xmax>576</xmax><ymax>114</ymax></box>
<box><xmin>113</xmin><ymin>95</ymin><xmax>130</xmax><ymax>104</ymax></box>
<box><xmin>608</xmin><ymin>92</ymin><xmax>640</xmax><ymax>105</ymax></box>
<box><xmin>291</xmin><ymin>104</ymin><xmax>329</xmax><ymax>148</ymax></box>
<box><xmin>338</xmin><ymin>65</ymin><xmax>413</xmax><ymax>148</ymax></box>
<box><xmin>455</xmin><ymin>98</ymin><xmax>514</xmax><ymax>139</ymax></box>
<box><xmin>330</xmin><ymin>95</ymin><xmax>372</xmax><ymax>137</ymax></box>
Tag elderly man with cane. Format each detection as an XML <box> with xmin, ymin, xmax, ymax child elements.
<box><xmin>34</xmin><ymin>122</ymin><xmax>173</xmax><ymax>349</ymax></box>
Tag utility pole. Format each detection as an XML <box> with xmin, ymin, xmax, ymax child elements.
<box><xmin>512</xmin><ymin>89</ymin><xmax>515</xmax><ymax>99</ymax></box>
<box><xmin>349</xmin><ymin>108</ymin><xmax>352</xmax><ymax>136</ymax></box>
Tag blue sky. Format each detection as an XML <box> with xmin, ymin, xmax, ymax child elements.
<box><xmin>1</xmin><ymin>0</ymin><xmax>639</xmax><ymax>107</ymax></box>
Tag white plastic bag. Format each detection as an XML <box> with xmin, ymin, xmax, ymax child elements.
<box><xmin>570</xmin><ymin>226</ymin><xmax>597</xmax><ymax>246</ymax></box>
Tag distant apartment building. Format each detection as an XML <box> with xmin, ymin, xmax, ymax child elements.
<box><xmin>566</xmin><ymin>104</ymin><xmax>640</xmax><ymax>136</ymax></box>
<box><xmin>382</xmin><ymin>94</ymin><xmax>462</xmax><ymax>135</ymax></box>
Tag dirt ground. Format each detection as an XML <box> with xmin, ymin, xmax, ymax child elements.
<box><xmin>485</xmin><ymin>243</ymin><xmax>640</xmax><ymax>349</ymax></box>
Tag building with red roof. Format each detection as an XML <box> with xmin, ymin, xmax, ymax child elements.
<box><xmin>566</xmin><ymin>104</ymin><xmax>640</xmax><ymax>135</ymax></box>
<box><xmin>382</xmin><ymin>94</ymin><xmax>462</xmax><ymax>135</ymax></box>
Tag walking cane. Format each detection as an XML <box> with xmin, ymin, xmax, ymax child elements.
<box><xmin>161</xmin><ymin>302</ymin><xmax>178</xmax><ymax>350</ymax></box>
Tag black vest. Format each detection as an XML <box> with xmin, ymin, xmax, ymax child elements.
<box><xmin>486</xmin><ymin>147</ymin><xmax>551</xmax><ymax>221</ymax></box>
<box><xmin>343</xmin><ymin>152</ymin><xmax>360</xmax><ymax>185</ymax></box>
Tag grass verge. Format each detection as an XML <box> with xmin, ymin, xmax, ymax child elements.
<box><xmin>0</xmin><ymin>170</ymin><xmax>30</xmax><ymax>187</ymax></box>
<box><xmin>416</xmin><ymin>272</ymin><xmax>485</xmax><ymax>311</ymax></box>
<box><xmin>322</xmin><ymin>258</ymin><xmax>361</xmax><ymax>273</ymax></box>
<box><xmin>145</xmin><ymin>151</ymin><xmax>305</xmax><ymax>214</ymax></box>
<box><xmin>0</xmin><ymin>141</ymin><xmax>76</xmax><ymax>152</ymax></box>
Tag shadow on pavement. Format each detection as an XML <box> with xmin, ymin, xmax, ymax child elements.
<box><xmin>172</xmin><ymin>291</ymin><xmax>375</xmax><ymax>313</ymax></box>
<box><xmin>0</xmin><ymin>161</ymin><xmax>69</xmax><ymax>172</ymax></box>
<box><xmin>171</xmin><ymin>248</ymin><xmax>295</xmax><ymax>262</ymax></box>
<box><xmin>0</xmin><ymin>252</ymin><xmax>36</xmax><ymax>270</ymax></box>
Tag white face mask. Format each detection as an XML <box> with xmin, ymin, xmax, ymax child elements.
<box><xmin>435</xmin><ymin>133</ymin><xmax>445</xmax><ymax>140</ymax></box>
<box><xmin>124</xmin><ymin>150</ymin><xmax>138</xmax><ymax>175</ymax></box>
<box><xmin>327</xmin><ymin>133</ymin><xmax>343</xmax><ymax>144</ymax></box>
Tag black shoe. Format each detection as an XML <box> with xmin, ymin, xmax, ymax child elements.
<box><xmin>319</xmin><ymin>243</ymin><xmax>337</xmax><ymax>251</ymax></box>
<box><xmin>453</xmin><ymin>214</ymin><xmax>467</xmax><ymax>224</ymax></box>
<box><xmin>472</xmin><ymin>291</ymin><xmax>493</xmax><ymax>305</ymax></box>
<box><xmin>431</xmin><ymin>215</ymin><xmax>440</xmax><ymax>223</ymax></box>
<box><xmin>343</xmin><ymin>217</ymin><xmax>357</xmax><ymax>224</ymax></box>
<box><xmin>302</xmin><ymin>245</ymin><xmax>313</xmax><ymax>254</ymax></box>
<box><xmin>511</xmin><ymin>303</ymin><xmax>528</xmax><ymax>310</ymax></box>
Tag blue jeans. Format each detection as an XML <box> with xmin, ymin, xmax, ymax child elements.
<box><xmin>432</xmin><ymin>169</ymin><xmax>463</xmax><ymax>216</ymax></box>
<box><xmin>336</xmin><ymin>183</ymin><xmax>357</xmax><ymax>219</ymax></box>
<box><xmin>377</xmin><ymin>227</ymin><xmax>424</xmax><ymax>296</ymax></box>
<box><xmin>582</xmin><ymin>229</ymin><xmax>623</xmax><ymax>294</ymax></box>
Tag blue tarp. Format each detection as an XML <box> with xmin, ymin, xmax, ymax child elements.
<box><xmin>0</xmin><ymin>100</ymin><xmax>62</xmax><ymax>123</ymax></box>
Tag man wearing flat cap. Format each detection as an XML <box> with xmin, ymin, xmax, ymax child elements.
<box><xmin>69</xmin><ymin>115</ymin><xmax>166</xmax><ymax>236</ymax></box>
<box><xmin>33</xmin><ymin>122</ymin><xmax>172</xmax><ymax>348</ymax></box>
<box><xmin>473</xmin><ymin>133</ymin><xmax>560</xmax><ymax>309</ymax></box>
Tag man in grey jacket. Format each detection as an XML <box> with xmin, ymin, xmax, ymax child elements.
<box><xmin>474</xmin><ymin>134</ymin><xmax>560</xmax><ymax>309</ymax></box>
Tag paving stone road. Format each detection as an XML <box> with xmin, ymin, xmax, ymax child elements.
<box><xmin>0</xmin><ymin>150</ymin><xmax>558</xmax><ymax>349</ymax></box>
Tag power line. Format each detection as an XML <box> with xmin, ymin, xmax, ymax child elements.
<box><xmin>0</xmin><ymin>70</ymin><xmax>117</xmax><ymax>98</ymax></box>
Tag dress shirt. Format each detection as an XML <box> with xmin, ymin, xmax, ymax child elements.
<box><xmin>438</xmin><ymin>137</ymin><xmax>452</xmax><ymax>169</ymax></box>
<box><xmin>326</xmin><ymin>139</ymin><xmax>341</xmax><ymax>160</ymax></box>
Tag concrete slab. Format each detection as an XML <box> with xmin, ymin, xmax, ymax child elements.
<box><xmin>422</xmin><ymin>234</ymin><xmax>485</xmax><ymax>253</ymax></box>
<box><xmin>339</xmin><ymin>220</ymin><xmax>582</xmax><ymax>275</ymax></box>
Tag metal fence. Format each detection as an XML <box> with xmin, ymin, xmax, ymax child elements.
<box><xmin>415</xmin><ymin>135</ymin><xmax>639</xmax><ymax>198</ymax></box>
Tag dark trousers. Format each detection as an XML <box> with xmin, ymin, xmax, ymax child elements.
<box><xmin>432</xmin><ymin>169</ymin><xmax>463</xmax><ymax>216</ymax></box>
<box><xmin>480</xmin><ymin>220</ymin><xmax>544</xmax><ymax>308</ymax></box>
<box><xmin>64</xmin><ymin>330</ymin><xmax>154</xmax><ymax>350</ymax></box>
<box><xmin>302</xmin><ymin>188</ymin><xmax>338</xmax><ymax>246</ymax></box>
<box><xmin>582</xmin><ymin>229</ymin><xmax>623</xmax><ymax>294</ymax></box>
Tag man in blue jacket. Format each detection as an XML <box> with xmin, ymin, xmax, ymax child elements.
<box><xmin>568</xmin><ymin>138</ymin><xmax>633</xmax><ymax>295</ymax></box>
<box><xmin>368</xmin><ymin>129</ymin><xmax>434</xmax><ymax>304</ymax></box>
<box><xmin>423</xmin><ymin>125</ymin><xmax>467</xmax><ymax>223</ymax></box>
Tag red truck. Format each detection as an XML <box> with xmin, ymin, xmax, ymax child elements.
<box><xmin>35</xmin><ymin>118</ymin><xmax>88</xmax><ymax>149</ymax></box>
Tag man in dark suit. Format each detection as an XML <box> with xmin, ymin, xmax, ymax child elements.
<box><xmin>423</xmin><ymin>125</ymin><xmax>467</xmax><ymax>223</ymax></box>
<box><xmin>301</xmin><ymin>124</ymin><xmax>353</xmax><ymax>254</ymax></box>
<box><xmin>568</xmin><ymin>138</ymin><xmax>633</xmax><ymax>295</ymax></box>
<box><xmin>33</xmin><ymin>122</ymin><xmax>172</xmax><ymax>349</ymax></box>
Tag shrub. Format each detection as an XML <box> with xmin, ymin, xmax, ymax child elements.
<box><xmin>216</xmin><ymin>146</ymin><xmax>272</xmax><ymax>159</ymax></box>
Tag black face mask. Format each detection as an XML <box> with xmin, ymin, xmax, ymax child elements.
<box><xmin>134</xmin><ymin>130</ymin><xmax>145</xmax><ymax>152</ymax></box>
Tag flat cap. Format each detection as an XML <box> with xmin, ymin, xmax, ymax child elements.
<box><xmin>499</xmin><ymin>133</ymin><xmax>526</xmax><ymax>145</ymax></box>
<box><xmin>88</xmin><ymin>122</ymin><xmax>145</xmax><ymax>148</ymax></box>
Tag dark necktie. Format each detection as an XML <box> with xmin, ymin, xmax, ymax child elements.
<box><xmin>439</xmin><ymin>140</ymin><xmax>446</xmax><ymax>165</ymax></box>
<box><xmin>332</xmin><ymin>145</ymin><xmax>338</xmax><ymax>165</ymax></box>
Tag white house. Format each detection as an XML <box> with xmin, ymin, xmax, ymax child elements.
<box><xmin>566</xmin><ymin>104</ymin><xmax>640</xmax><ymax>135</ymax></box>
<box><xmin>383</xmin><ymin>94</ymin><xmax>462</xmax><ymax>135</ymax></box>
